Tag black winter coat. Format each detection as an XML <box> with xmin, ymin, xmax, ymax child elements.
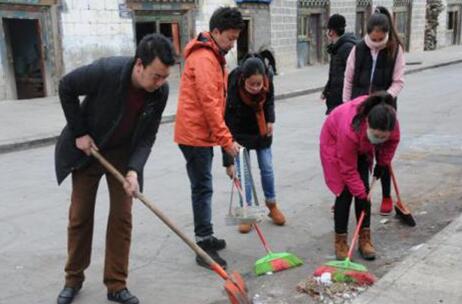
<box><xmin>323</xmin><ymin>33</ymin><xmax>357</xmax><ymax>114</ymax></box>
<box><xmin>55</xmin><ymin>56</ymin><xmax>169</xmax><ymax>190</ymax></box>
<box><xmin>222</xmin><ymin>67</ymin><xmax>275</xmax><ymax>167</ymax></box>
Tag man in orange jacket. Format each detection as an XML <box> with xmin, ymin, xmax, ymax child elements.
<box><xmin>174</xmin><ymin>7</ymin><xmax>244</xmax><ymax>269</ymax></box>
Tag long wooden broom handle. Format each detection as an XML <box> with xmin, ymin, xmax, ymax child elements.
<box><xmin>347</xmin><ymin>178</ymin><xmax>378</xmax><ymax>259</ymax></box>
<box><xmin>90</xmin><ymin>148</ymin><xmax>229</xmax><ymax>281</ymax></box>
<box><xmin>388</xmin><ymin>165</ymin><xmax>402</xmax><ymax>203</ymax></box>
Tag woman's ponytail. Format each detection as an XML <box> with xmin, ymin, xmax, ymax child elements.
<box><xmin>352</xmin><ymin>91</ymin><xmax>396</xmax><ymax>132</ymax></box>
<box><xmin>374</xmin><ymin>6</ymin><xmax>404</xmax><ymax>55</ymax></box>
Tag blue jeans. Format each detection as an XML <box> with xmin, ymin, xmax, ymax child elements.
<box><xmin>235</xmin><ymin>148</ymin><xmax>276</xmax><ymax>206</ymax></box>
<box><xmin>179</xmin><ymin>145</ymin><xmax>214</xmax><ymax>238</ymax></box>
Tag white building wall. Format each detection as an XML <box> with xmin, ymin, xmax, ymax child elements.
<box><xmin>330</xmin><ymin>0</ymin><xmax>357</xmax><ymax>33</ymax></box>
<box><xmin>60</xmin><ymin>0</ymin><xmax>135</xmax><ymax>74</ymax></box>
<box><xmin>409</xmin><ymin>0</ymin><xmax>426</xmax><ymax>52</ymax></box>
<box><xmin>271</xmin><ymin>0</ymin><xmax>298</xmax><ymax>71</ymax></box>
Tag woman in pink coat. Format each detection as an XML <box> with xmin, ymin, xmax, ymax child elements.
<box><xmin>320</xmin><ymin>92</ymin><xmax>400</xmax><ymax>260</ymax></box>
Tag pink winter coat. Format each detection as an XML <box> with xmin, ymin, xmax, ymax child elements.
<box><xmin>320</xmin><ymin>95</ymin><xmax>400</xmax><ymax>199</ymax></box>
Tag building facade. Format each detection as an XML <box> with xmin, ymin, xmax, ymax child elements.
<box><xmin>0</xmin><ymin>0</ymin><xmax>460</xmax><ymax>101</ymax></box>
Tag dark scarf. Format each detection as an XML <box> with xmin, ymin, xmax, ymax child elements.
<box><xmin>238</xmin><ymin>75</ymin><xmax>269</xmax><ymax>136</ymax></box>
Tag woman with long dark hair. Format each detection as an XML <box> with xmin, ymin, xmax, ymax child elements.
<box><xmin>343</xmin><ymin>6</ymin><xmax>405</xmax><ymax>216</ymax></box>
<box><xmin>223</xmin><ymin>54</ymin><xmax>285</xmax><ymax>233</ymax></box>
<box><xmin>320</xmin><ymin>92</ymin><xmax>400</xmax><ymax>260</ymax></box>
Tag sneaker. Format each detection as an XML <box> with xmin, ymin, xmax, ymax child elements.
<box><xmin>107</xmin><ymin>288</ymin><xmax>139</xmax><ymax>304</ymax></box>
<box><xmin>57</xmin><ymin>284</ymin><xmax>82</xmax><ymax>304</ymax></box>
<box><xmin>380</xmin><ymin>197</ymin><xmax>393</xmax><ymax>215</ymax></box>
<box><xmin>197</xmin><ymin>236</ymin><xmax>226</xmax><ymax>251</ymax></box>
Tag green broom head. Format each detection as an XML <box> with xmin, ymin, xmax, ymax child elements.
<box><xmin>325</xmin><ymin>257</ymin><xmax>368</xmax><ymax>273</ymax></box>
<box><xmin>254</xmin><ymin>252</ymin><xmax>303</xmax><ymax>276</ymax></box>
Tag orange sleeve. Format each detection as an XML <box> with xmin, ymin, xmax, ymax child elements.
<box><xmin>193</xmin><ymin>53</ymin><xmax>233</xmax><ymax>149</ymax></box>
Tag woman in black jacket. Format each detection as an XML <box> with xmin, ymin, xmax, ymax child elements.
<box><xmin>224</xmin><ymin>55</ymin><xmax>285</xmax><ymax>233</ymax></box>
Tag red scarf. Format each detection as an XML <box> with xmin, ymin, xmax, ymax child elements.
<box><xmin>238</xmin><ymin>75</ymin><xmax>269</xmax><ymax>136</ymax></box>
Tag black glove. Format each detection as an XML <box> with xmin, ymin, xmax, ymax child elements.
<box><xmin>373</xmin><ymin>164</ymin><xmax>386</xmax><ymax>179</ymax></box>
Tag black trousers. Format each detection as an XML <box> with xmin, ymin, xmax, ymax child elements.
<box><xmin>380</xmin><ymin>167</ymin><xmax>391</xmax><ymax>198</ymax></box>
<box><xmin>334</xmin><ymin>155</ymin><xmax>371</xmax><ymax>234</ymax></box>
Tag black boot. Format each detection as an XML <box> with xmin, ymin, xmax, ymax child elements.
<box><xmin>196</xmin><ymin>237</ymin><xmax>227</xmax><ymax>269</ymax></box>
<box><xmin>107</xmin><ymin>288</ymin><xmax>139</xmax><ymax>304</ymax></box>
<box><xmin>197</xmin><ymin>236</ymin><xmax>226</xmax><ymax>251</ymax></box>
<box><xmin>195</xmin><ymin>250</ymin><xmax>227</xmax><ymax>270</ymax></box>
<box><xmin>57</xmin><ymin>284</ymin><xmax>82</xmax><ymax>304</ymax></box>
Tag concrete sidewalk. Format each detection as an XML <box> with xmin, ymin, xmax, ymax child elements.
<box><xmin>1</xmin><ymin>45</ymin><xmax>462</xmax><ymax>153</ymax></box>
<box><xmin>353</xmin><ymin>212</ymin><xmax>462</xmax><ymax>304</ymax></box>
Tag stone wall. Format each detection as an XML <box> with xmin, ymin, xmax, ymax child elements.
<box><xmin>330</xmin><ymin>0</ymin><xmax>357</xmax><ymax>33</ymax></box>
<box><xmin>271</xmin><ymin>0</ymin><xmax>298</xmax><ymax>71</ymax></box>
<box><xmin>60</xmin><ymin>0</ymin><xmax>135</xmax><ymax>74</ymax></box>
<box><xmin>409</xmin><ymin>0</ymin><xmax>426</xmax><ymax>52</ymax></box>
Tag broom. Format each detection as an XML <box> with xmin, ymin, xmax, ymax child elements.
<box><xmin>389</xmin><ymin>165</ymin><xmax>417</xmax><ymax>227</ymax></box>
<box><xmin>234</xmin><ymin>148</ymin><xmax>303</xmax><ymax>276</ymax></box>
<box><xmin>91</xmin><ymin>149</ymin><xmax>251</xmax><ymax>304</ymax></box>
<box><xmin>232</xmin><ymin>177</ymin><xmax>303</xmax><ymax>276</ymax></box>
<box><xmin>313</xmin><ymin>179</ymin><xmax>378</xmax><ymax>285</ymax></box>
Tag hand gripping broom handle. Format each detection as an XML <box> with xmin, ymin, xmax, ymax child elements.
<box><xmin>90</xmin><ymin>149</ymin><xmax>230</xmax><ymax>281</ymax></box>
<box><xmin>347</xmin><ymin>178</ymin><xmax>377</xmax><ymax>259</ymax></box>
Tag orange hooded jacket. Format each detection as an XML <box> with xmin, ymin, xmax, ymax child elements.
<box><xmin>174</xmin><ymin>32</ymin><xmax>234</xmax><ymax>150</ymax></box>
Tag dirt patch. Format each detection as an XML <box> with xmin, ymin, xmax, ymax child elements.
<box><xmin>296</xmin><ymin>277</ymin><xmax>368</xmax><ymax>304</ymax></box>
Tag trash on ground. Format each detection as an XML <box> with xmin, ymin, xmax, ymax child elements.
<box><xmin>297</xmin><ymin>270</ymin><xmax>371</xmax><ymax>304</ymax></box>
<box><xmin>380</xmin><ymin>219</ymin><xmax>390</xmax><ymax>224</ymax></box>
<box><xmin>411</xmin><ymin>243</ymin><xmax>425</xmax><ymax>251</ymax></box>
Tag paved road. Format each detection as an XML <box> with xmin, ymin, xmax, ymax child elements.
<box><xmin>1</xmin><ymin>63</ymin><xmax>461</xmax><ymax>304</ymax></box>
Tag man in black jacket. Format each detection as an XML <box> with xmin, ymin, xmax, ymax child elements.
<box><xmin>322</xmin><ymin>14</ymin><xmax>357</xmax><ymax>114</ymax></box>
<box><xmin>55</xmin><ymin>34</ymin><xmax>176</xmax><ymax>304</ymax></box>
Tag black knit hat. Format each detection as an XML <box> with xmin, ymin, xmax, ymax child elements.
<box><xmin>327</xmin><ymin>14</ymin><xmax>346</xmax><ymax>31</ymax></box>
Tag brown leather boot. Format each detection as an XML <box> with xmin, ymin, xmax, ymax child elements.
<box><xmin>358</xmin><ymin>228</ymin><xmax>376</xmax><ymax>260</ymax></box>
<box><xmin>238</xmin><ymin>223</ymin><xmax>252</xmax><ymax>234</ymax></box>
<box><xmin>266</xmin><ymin>202</ymin><xmax>286</xmax><ymax>225</ymax></box>
<box><xmin>335</xmin><ymin>233</ymin><xmax>349</xmax><ymax>260</ymax></box>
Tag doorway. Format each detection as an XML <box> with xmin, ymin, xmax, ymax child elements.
<box><xmin>448</xmin><ymin>6</ymin><xmax>461</xmax><ymax>45</ymax></box>
<box><xmin>308</xmin><ymin>13</ymin><xmax>322</xmax><ymax>64</ymax></box>
<box><xmin>393</xmin><ymin>4</ymin><xmax>412</xmax><ymax>51</ymax></box>
<box><xmin>2</xmin><ymin>18</ymin><xmax>45</xmax><ymax>99</ymax></box>
<box><xmin>297</xmin><ymin>7</ymin><xmax>327</xmax><ymax>67</ymax></box>
<box><xmin>237</xmin><ymin>19</ymin><xmax>250</xmax><ymax>64</ymax></box>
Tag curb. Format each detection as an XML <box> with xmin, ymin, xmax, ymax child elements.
<box><xmin>1</xmin><ymin>59</ymin><xmax>461</xmax><ymax>155</ymax></box>
<box><xmin>404</xmin><ymin>58</ymin><xmax>462</xmax><ymax>75</ymax></box>
<box><xmin>352</xmin><ymin>213</ymin><xmax>462</xmax><ymax>304</ymax></box>
<box><xmin>0</xmin><ymin>135</ymin><xmax>59</xmax><ymax>154</ymax></box>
